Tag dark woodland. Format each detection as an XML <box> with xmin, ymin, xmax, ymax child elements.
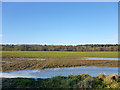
<box><xmin>1</xmin><ymin>44</ymin><xmax>120</xmax><ymax>51</ymax></box>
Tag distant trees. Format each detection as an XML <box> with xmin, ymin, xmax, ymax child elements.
<box><xmin>1</xmin><ymin>44</ymin><xmax>119</xmax><ymax>51</ymax></box>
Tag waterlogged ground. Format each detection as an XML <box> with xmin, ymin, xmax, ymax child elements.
<box><xmin>2</xmin><ymin>57</ymin><xmax>119</xmax><ymax>71</ymax></box>
<box><xmin>1</xmin><ymin>51</ymin><xmax>120</xmax><ymax>88</ymax></box>
<box><xmin>83</xmin><ymin>57</ymin><xmax>120</xmax><ymax>60</ymax></box>
<box><xmin>1</xmin><ymin>66</ymin><xmax>118</xmax><ymax>79</ymax></box>
<box><xmin>1</xmin><ymin>51</ymin><xmax>119</xmax><ymax>78</ymax></box>
<box><xmin>3</xmin><ymin>57</ymin><xmax>120</xmax><ymax>61</ymax></box>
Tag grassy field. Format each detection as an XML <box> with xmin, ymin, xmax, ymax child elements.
<box><xmin>2</xmin><ymin>51</ymin><xmax>118</xmax><ymax>58</ymax></box>
<box><xmin>1</xmin><ymin>51</ymin><xmax>119</xmax><ymax>71</ymax></box>
<box><xmin>2</xmin><ymin>73</ymin><xmax>120</xmax><ymax>88</ymax></box>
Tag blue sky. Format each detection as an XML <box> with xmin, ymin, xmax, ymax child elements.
<box><xmin>2</xmin><ymin>2</ymin><xmax>118</xmax><ymax>45</ymax></box>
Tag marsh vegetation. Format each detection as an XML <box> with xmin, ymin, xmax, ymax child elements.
<box><xmin>2</xmin><ymin>73</ymin><xmax>120</xmax><ymax>88</ymax></box>
<box><xmin>1</xmin><ymin>51</ymin><xmax>119</xmax><ymax>71</ymax></box>
<box><xmin>1</xmin><ymin>48</ymin><xmax>119</xmax><ymax>89</ymax></box>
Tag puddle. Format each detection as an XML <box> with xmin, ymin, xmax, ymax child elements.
<box><xmin>82</xmin><ymin>57</ymin><xmax>120</xmax><ymax>60</ymax></box>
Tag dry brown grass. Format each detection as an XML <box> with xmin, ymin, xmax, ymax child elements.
<box><xmin>2</xmin><ymin>58</ymin><xmax>119</xmax><ymax>71</ymax></box>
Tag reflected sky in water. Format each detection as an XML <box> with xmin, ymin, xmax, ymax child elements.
<box><xmin>1</xmin><ymin>66</ymin><xmax>118</xmax><ymax>79</ymax></box>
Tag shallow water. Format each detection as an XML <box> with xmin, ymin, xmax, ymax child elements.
<box><xmin>9</xmin><ymin>57</ymin><xmax>120</xmax><ymax>61</ymax></box>
<box><xmin>1</xmin><ymin>67</ymin><xmax>118</xmax><ymax>79</ymax></box>
<box><xmin>83</xmin><ymin>57</ymin><xmax>120</xmax><ymax>60</ymax></box>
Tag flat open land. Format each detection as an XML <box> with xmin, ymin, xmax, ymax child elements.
<box><xmin>1</xmin><ymin>51</ymin><xmax>119</xmax><ymax>71</ymax></box>
<box><xmin>2</xmin><ymin>51</ymin><xmax>118</xmax><ymax>58</ymax></box>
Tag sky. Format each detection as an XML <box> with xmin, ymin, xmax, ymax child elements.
<box><xmin>2</xmin><ymin>2</ymin><xmax>118</xmax><ymax>45</ymax></box>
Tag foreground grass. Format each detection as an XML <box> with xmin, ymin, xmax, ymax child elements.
<box><xmin>2</xmin><ymin>73</ymin><xmax>120</xmax><ymax>88</ymax></box>
<box><xmin>2</xmin><ymin>51</ymin><xmax>118</xmax><ymax>58</ymax></box>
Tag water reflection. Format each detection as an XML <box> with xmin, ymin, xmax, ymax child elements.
<box><xmin>83</xmin><ymin>57</ymin><xmax>120</xmax><ymax>60</ymax></box>
<box><xmin>1</xmin><ymin>67</ymin><xmax>118</xmax><ymax>79</ymax></box>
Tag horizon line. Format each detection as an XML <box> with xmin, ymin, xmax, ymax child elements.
<box><xmin>1</xmin><ymin>43</ymin><xmax>119</xmax><ymax>45</ymax></box>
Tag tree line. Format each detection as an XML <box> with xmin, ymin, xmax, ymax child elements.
<box><xmin>1</xmin><ymin>44</ymin><xmax>120</xmax><ymax>51</ymax></box>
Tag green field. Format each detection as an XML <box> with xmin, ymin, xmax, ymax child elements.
<box><xmin>2</xmin><ymin>51</ymin><xmax>118</xmax><ymax>58</ymax></box>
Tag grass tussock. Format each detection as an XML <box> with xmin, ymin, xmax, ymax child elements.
<box><xmin>2</xmin><ymin>73</ymin><xmax>120</xmax><ymax>88</ymax></box>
